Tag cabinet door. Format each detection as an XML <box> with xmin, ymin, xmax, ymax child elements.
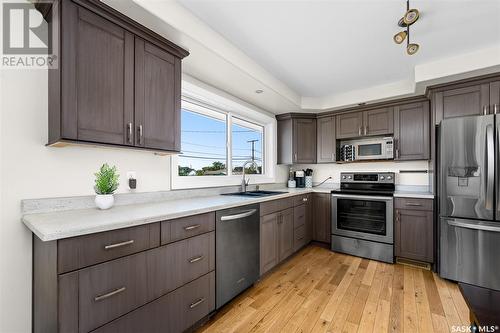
<box><xmin>336</xmin><ymin>112</ymin><xmax>363</xmax><ymax>139</ymax></box>
<box><xmin>62</xmin><ymin>2</ymin><xmax>134</xmax><ymax>145</ymax></box>
<box><xmin>312</xmin><ymin>193</ymin><xmax>331</xmax><ymax>243</ymax></box>
<box><xmin>395</xmin><ymin>209</ymin><xmax>434</xmax><ymax>262</ymax></box>
<box><xmin>260</xmin><ymin>213</ymin><xmax>278</xmax><ymax>275</ymax></box>
<box><xmin>278</xmin><ymin>208</ymin><xmax>294</xmax><ymax>262</ymax></box>
<box><xmin>394</xmin><ymin>102</ymin><xmax>430</xmax><ymax>160</ymax></box>
<box><xmin>293</xmin><ymin>118</ymin><xmax>317</xmax><ymax>163</ymax></box>
<box><xmin>363</xmin><ymin>108</ymin><xmax>394</xmax><ymax>136</ymax></box>
<box><xmin>434</xmin><ymin>84</ymin><xmax>490</xmax><ymax>123</ymax></box>
<box><xmin>135</xmin><ymin>39</ymin><xmax>181</xmax><ymax>151</ymax></box>
<box><xmin>317</xmin><ymin>116</ymin><xmax>336</xmax><ymax>163</ymax></box>
<box><xmin>490</xmin><ymin>81</ymin><xmax>500</xmax><ymax>114</ymax></box>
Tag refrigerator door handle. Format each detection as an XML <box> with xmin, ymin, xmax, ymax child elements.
<box><xmin>446</xmin><ymin>218</ymin><xmax>500</xmax><ymax>233</ymax></box>
<box><xmin>485</xmin><ymin>124</ymin><xmax>494</xmax><ymax>211</ymax></box>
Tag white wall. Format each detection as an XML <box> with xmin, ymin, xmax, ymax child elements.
<box><xmin>0</xmin><ymin>68</ymin><xmax>178</xmax><ymax>332</ymax></box>
<box><xmin>293</xmin><ymin>160</ymin><xmax>430</xmax><ymax>186</ymax></box>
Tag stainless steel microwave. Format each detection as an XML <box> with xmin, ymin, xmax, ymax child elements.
<box><xmin>340</xmin><ymin>137</ymin><xmax>394</xmax><ymax>161</ymax></box>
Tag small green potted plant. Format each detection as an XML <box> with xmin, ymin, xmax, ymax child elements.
<box><xmin>94</xmin><ymin>163</ymin><xmax>119</xmax><ymax>210</ymax></box>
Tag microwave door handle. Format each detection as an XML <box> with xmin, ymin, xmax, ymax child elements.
<box><xmin>485</xmin><ymin>124</ymin><xmax>494</xmax><ymax>211</ymax></box>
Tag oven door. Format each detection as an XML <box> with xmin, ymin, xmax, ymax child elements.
<box><xmin>355</xmin><ymin>141</ymin><xmax>384</xmax><ymax>160</ymax></box>
<box><xmin>331</xmin><ymin>194</ymin><xmax>393</xmax><ymax>244</ymax></box>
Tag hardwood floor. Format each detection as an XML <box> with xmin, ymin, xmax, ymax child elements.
<box><xmin>198</xmin><ymin>245</ymin><xmax>469</xmax><ymax>333</ymax></box>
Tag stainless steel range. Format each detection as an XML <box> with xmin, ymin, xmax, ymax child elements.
<box><xmin>331</xmin><ymin>172</ymin><xmax>395</xmax><ymax>263</ymax></box>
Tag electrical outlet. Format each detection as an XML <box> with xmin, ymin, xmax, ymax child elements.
<box><xmin>126</xmin><ymin>171</ymin><xmax>136</xmax><ymax>180</ymax></box>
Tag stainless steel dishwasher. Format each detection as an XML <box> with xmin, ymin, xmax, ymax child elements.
<box><xmin>216</xmin><ymin>204</ymin><xmax>260</xmax><ymax>309</ymax></box>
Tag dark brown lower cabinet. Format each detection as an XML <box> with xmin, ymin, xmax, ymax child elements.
<box><xmin>260</xmin><ymin>208</ymin><xmax>294</xmax><ymax>276</ymax></box>
<box><xmin>93</xmin><ymin>271</ymin><xmax>215</xmax><ymax>333</ymax></box>
<box><xmin>278</xmin><ymin>208</ymin><xmax>294</xmax><ymax>262</ymax></box>
<box><xmin>312</xmin><ymin>193</ymin><xmax>331</xmax><ymax>244</ymax></box>
<box><xmin>293</xmin><ymin>195</ymin><xmax>312</xmax><ymax>252</ymax></box>
<box><xmin>395</xmin><ymin>198</ymin><xmax>434</xmax><ymax>263</ymax></box>
<box><xmin>33</xmin><ymin>213</ymin><xmax>215</xmax><ymax>333</ymax></box>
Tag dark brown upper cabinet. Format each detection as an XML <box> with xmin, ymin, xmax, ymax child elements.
<box><xmin>42</xmin><ymin>0</ymin><xmax>188</xmax><ymax>152</ymax></box>
<box><xmin>277</xmin><ymin>114</ymin><xmax>317</xmax><ymax>164</ymax></box>
<box><xmin>317</xmin><ymin>116</ymin><xmax>336</xmax><ymax>163</ymax></box>
<box><xmin>394</xmin><ymin>101</ymin><xmax>430</xmax><ymax>161</ymax></box>
<box><xmin>135</xmin><ymin>39</ymin><xmax>181</xmax><ymax>151</ymax></box>
<box><xmin>363</xmin><ymin>107</ymin><xmax>394</xmax><ymax>136</ymax></box>
<box><xmin>336</xmin><ymin>108</ymin><xmax>393</xmax><ymax>139</ymax></box>
<box><xmin>336</xmin><ymin>111</ymin><xmax>363</xmax><ymax>139</ymax></box>
<box><xmin>432</xmin><ymin>83</ymin><xmax>490</xmax><ymax>124</ymax></box>
<box><xmin>490</xmin><ymin>81</ymin><xmax>500</xmax><ymax>114</ymax></box>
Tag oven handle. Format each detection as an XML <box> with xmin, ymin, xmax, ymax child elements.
<box><xmin>331</xmin><ymin>193</ymin><xmax>393</xmax><ymax>201</ymax></box>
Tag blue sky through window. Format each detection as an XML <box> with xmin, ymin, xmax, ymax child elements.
<box><xmin>178</xmin><ymin>109</ymin><xmax>263</xmax><ymax>176</ymax></box>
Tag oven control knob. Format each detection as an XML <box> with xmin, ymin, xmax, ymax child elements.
<box><xmin>348</xmin><ymin>176</ymin><xmax>352</xmax><ymax>179</ymax></box>
<box><xmin>387</xmin><ymin>175</ymin><xmax>392</xmax><ymax>180</ymax></box>
<box><xmin>380</xmin><ymin>176</ymin><xmax>385</xmax><ymax>180</ymax></box>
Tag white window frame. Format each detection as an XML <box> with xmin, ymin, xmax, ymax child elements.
<box><xmin>171</xmin><ymin>81</ymin><xmax>276</xmax><ymax>190</ymax></box>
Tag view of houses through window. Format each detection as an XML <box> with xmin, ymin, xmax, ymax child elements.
<box><xmin>178</xmin><ymin>104</ymin><xmax>264</xmax><ymax>177</ymax></box>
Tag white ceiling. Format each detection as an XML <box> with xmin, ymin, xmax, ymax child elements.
<box><xmin>178</xmin><ymin>0</ymin><xmax>500</xmax><ymax>98</ymax></box>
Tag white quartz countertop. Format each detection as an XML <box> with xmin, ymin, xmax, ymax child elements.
<box><xmin>22</xmin><ymin>186</ymin><xmax>434</xmax><ymax>241</ymax></box>
<box><xmin>23</xmin><ymin>187</ymin><xmax>331</xmax><ymax>242</ymax></box>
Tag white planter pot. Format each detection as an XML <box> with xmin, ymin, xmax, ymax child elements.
<box><xmin>95</xmin><ymin>194</ymin><xmax>114</xmax><ymax>210</ymax></box>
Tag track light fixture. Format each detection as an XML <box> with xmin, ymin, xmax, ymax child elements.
<box><xmin>394</xmin><ymin>0</ymin><xmax>420</xmax><ymax>55</ymax></box>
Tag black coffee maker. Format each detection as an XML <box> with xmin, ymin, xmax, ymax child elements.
<box><xmin>294</xmin><ymin>170</ymin><xmax>305</xmax><ymax>188</ymax></box>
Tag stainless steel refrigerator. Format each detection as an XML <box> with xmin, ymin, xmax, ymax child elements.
<box><xmin>440</xmin><ymin>114</ymin><xmax>500</xmax><ymax>291</ymax></box>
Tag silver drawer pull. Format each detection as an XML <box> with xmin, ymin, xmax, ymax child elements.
<box><xmin>189</xmin><ymin>297</ymin><xmax>206</xmax><ymax>309</ymax></box>
<box><xmin>189</xmin><ymin>255</ymin><xmax>204</xmax><ymax>263</ymax></box>
<box><xmin>184</xmin><ymin>224</ymin><xmax>201</xmax><ymax>231</ymax></box>
<box><xmin>104</xmin><ymin>240</ymin><xmax>134</xmax><ymax>250</ymax></box>
<box><xmin>302</xmin><ymin>197</ymin><xmax>308</xmax><ymax>202</ymax></box>
<box><xmin>237</xmin><ymin>277</ymin><xmax>246</xmax><ymax>284</ymax></box>
<box><xmin>405</xmin><ymin>203</ymin><xmax>422</xmax><ymax>207</ymax></box>
<box><xmin>94</xmin><ymin>286</ymin><xmax>126</xmax><ymax>302</ymax></box>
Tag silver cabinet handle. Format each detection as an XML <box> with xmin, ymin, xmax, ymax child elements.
<box><xmin>184</xmin><ymin>224</ymin><xmax>201</xmax><ymax>231</ymax></box>
<box><xmin>189</xmin><ymin>297</ymin><xmax>206</xmax><ymax>309</ymax></box>
<box><xmin>294</xmin><ymin>153</ymin><xmax>297</xmax><ymax>162</ymax></box>
<box><xmin>189</xmin><ymin>255</ymin><xmax>204</xmax><ymax>263</ymax></box>
<box><xmin>126</xmin><ymin>122</ymin><xmax>132</xmax><ymax>144</ymax></box>
<box><xmin>220</xmin><ymin>209</ymin><xmax>257</xmax><ymax>221</ymax></box>
<box><xmin>137</xmin><ymin>125</ymin><xmax>143</xmax><ymax>145</ymax></box>
<box><xmin>483</xmin><ymin>105</ymin><xmax>490</xmax><ymax>115</ymax></box>
<box><xmin>303</xmin><ymin>197</ymin><xmax>308</xmax><ymax>202</ymax></box>
<box><xmin>237</xmin><ymin>277</ymin><xmax>246</xmax><ymax>284</ymax></box>
<box><xmin>358</xmin><ymin>127</ymin><xmax>362</xmax><ymax>136</ymax></box>
<box><xmin>494</xmin><ymin>104</ymin><xmax>499</xmax><ymax>115</ymax></box>
<box><xmin>446</xmin><ymin>218</ymin><xmax>500</xmax><ymax>233</ymax></box>
<box><xmin>405</xmin><ymin>202</ymin><xmax>422</xmax><ymax>207</ymax></box>
<box><xmin>364</xmin><ymin>126</ymin><xmax>368</xmax><ymax>135</ymax></box>
<box><xmin>104</xmin><ymin>240</ymin><xmax>134</xmax><ymax>250</ymax></box>
<box><xmin>94</xmin><ymin>286</ymin><xmax>126</xmax><ymax>302</ymax></box>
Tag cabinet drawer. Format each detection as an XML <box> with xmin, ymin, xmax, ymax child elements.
<box><xmin>161</xmin><ymin>212</ymin><xmax>215</xmax><ymax>245</ymax></box>
<box><xmin>260</xmin><ymin>197</ymin><xmax>293</xmax><ymax>216</ymax></box>
<box><xmin>168</xmin><ymin>271</ymin><xmax>216</xmax><ymax>333</ymax></box>
<box><xmin>395</xmin><ymin>198</ymin><xmax>433</xmax><ymax>211</ymax></box>
<box><xmin>78</xmin><ymin>252</ymin><xmax>149</xmax><ymax>333</ymax></box>
<box><xmin>92</xmin><ymin>272</ymin><xmax>215</xmax><ymax>333</ymax></box>
<box><xmin>293</xmin><ymin>194</ymin><xmax>310</xmax><ymax>206</ymax></box>
<box><xmin>58</xmin><ymin>223</ymin><xmax>159</xmax><ymax>274</ymax></box>
<box><xmin>293</xmin><ymin>225</ymin><xmax>307</xmax><ymax>252</ymax></box>
<box><xmin>293</xmin><ymin>204</ymin><xmax>306</xmax><ymax>228</ymax></box>
<box><xmin>149</xmin><ymin>232</ymin><xmax>215</xmax><ymax>296</ymax></box>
